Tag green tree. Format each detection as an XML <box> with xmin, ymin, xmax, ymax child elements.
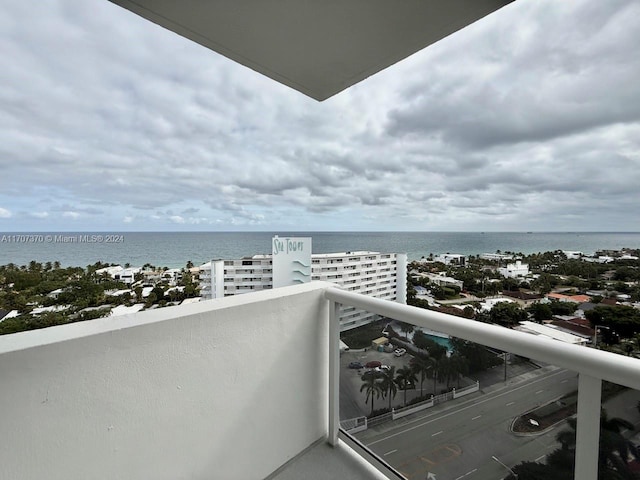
<box><xmin>411</xmin><ymin>356</ymin><xmax>433</xmax><ymax>397</ymax></box>
<box><xmin>537</xmin><ymin>409</ymin><xmax>639</xmax><ymax>479</ymax></box>
<box><xmin>548</xmin><ymin>301</ymin><xmax>578</xmax><ymax>316</ymax></box>
<box><xmin>586</xmin><ymin>306</ymin><xmax>640</xmax><ymax>338</ymax></box>
<box><xmin>413</xmin><ymin>330</ymin><xmax>447</xmax><ymax>359</ymax></box>
<box><xmin>398</xmin><ymin>321</ymin><xmax>414</xmax><ymax>340</ymax></box>
<box><xmin>450</xmin><ymin>337</ymin><xmax>501</xmax><ymax>373</ymax></box>
<box><xmin>448</xmin><ymin>353</ymin><xmax>469</xmax><ymax>388</ymax></box>
<box><xmin>527</xmin><ymin>303</ymin><xmax>553</xmax><ymax>322</ymax></box>
<box><xmin>380</xmin><ymin>366</ymin><xmax>398</xmax><ymax>410</ymax></box>
<box><xmin>395</xmin><ymin>366</ymin><xmax>417</xmax><ymax>406</ymax></box>
<box><xmin>489</xmin><ymin>302</ymin><xmax>527</xmax><ymax>326</ymax></box>
<box><xmin>507</xmin><ymin>461</ymin><xmax>564</xmax><ymax>480</ymax></box>
<box><xmin>360</xmin><ymin>372</ymin><xmax>385</xmax><ymax>416</ymax></box>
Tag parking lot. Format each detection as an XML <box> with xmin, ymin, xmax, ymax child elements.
<box><xmin>339</xmin><ymin>343</ymin><xmax>434</xmax><ymax>419</ymax></box>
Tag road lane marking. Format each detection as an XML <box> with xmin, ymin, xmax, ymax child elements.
<box><xmin>455</xmin><ymin>468</ymin><xmax>478</xmax><ymax>479</ymax></box>
<box><xmin>432</xmin><ymin>430</ymin><xmax>443</xmax><ymax>437</ymax></box>
<box><xmin>366</xmin><ymin>368</ymin><xmax>571</xmax><ymax>446</ymax></box>
<box><xmin>536</xmin><ymin>455</ymin><xmax>546</xmax><ymax>462</ymax></box>
<box><xmin>472</xmin><ymin>415</ymin><xmax>481</xmax><ymax>420</ymax></box>
<box><xmin>561</xmin><ymin>379</ymin><xmax>568</xmax><ymax>383</ymax></box>
<box><xmin>383</xmin><ymin>449</ymin><xmax>397</xmax><ymax>456</ymax></box>
<box><xmin>535</xmin><ymin>389</ymin><xmax>544</xmax><ymax>394</ymax></box>
<box><xmin>506</xmin><ymin>402</ymin><xmax>515</xmax><ymax>406</ymax></box>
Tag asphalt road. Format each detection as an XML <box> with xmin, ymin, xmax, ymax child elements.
<box><xmin>357</xmin><ymin>367</ymin><xmax>582</xmax><ymax>480</ymax></box>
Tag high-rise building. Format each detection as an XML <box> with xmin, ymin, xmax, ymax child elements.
<box><xmin>199</xmin><ymin>251</ymin><xmax>407</xmax><ymax>331</ymax></box>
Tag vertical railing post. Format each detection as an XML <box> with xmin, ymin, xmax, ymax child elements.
<box><xmin>574</xmin><ymin>374</ymin><xmax>602</xmax><ymax>480</ymax></box>
<box><xmin>328</xmin><ymin>298</ymin><xmax>341</xmax><ymax>446</ymax></box>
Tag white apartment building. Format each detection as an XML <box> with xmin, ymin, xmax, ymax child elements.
<box><xmin>199</xmin><ymin>251</ymin><xmax>407</xmax><ymax>331</ymax></box>
<box><xmin>497</xmin><ymin>260</ymin><xmax>530</xmax><ymax>278</ymax></box>
<box><xmin>433</xmin><ymin>253</ymin><xmax>466</xmax><ymax>266</ymax></box>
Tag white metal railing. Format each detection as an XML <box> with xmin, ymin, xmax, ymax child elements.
<box><xmin>325</xmin><ymin>287</ymin><xmax>640</xmax><ymax>480</ymax></box>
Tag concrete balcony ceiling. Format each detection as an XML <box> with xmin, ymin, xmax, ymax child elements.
<box><xmin>108</xmin><ymin>0</ymin><xmax>513</xmax><ymax>101</ymax></box>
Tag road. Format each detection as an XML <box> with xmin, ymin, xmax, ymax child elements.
<box><xmin>356</xmin><ymin>367</ymin><xmax>580</xmax><ymax>480</ymax></box>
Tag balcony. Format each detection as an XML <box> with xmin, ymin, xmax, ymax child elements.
<box><xmin>1</xmin><ymin>282</ymin><xmax>640</xmax><ymax>479</ymax></box>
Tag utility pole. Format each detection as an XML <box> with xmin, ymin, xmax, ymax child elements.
<box><xmin>594</xmin><ymin>325</ymin><xmax>610</xmax><ymax>348</ymax></box>
<box><xmin>492</xmin><ymin>455</ymin><xmax>518</xmax><ymax>479</ymax></box>
<box><xmin>503</xmin><ymin>352</ymin><xmax>508</xmax><ymax>382</ymax></box>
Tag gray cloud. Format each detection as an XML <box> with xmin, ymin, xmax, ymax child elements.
<box><xmin>0</xmin><ymin>0</ymin><xmax>638</xmax><ymax>232</ymax></box>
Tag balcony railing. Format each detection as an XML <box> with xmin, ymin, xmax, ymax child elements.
<box><xmin>325</xmin><ymin>286</ymin><xmax>640</xmax><ymax>480</ymax></box>
<box><xmin>1</xmin><ymin>283</ymin><xmax>639</xmax><ymax>480</ymax></box>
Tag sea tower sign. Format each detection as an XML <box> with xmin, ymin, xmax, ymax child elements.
<box><xmin>272</xmin><ymin>236</ymin><xmax>312</xmax><ymax>288</ymax></box>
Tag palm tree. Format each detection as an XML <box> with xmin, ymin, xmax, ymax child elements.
<box><xmin>551</xmin><ymin>409</ymin><xmax>638</xmax><ymax>478</ymax></box>
<box><xmin>428</xmin><ymin>347</ymin><xmax>447</xmax><ymax>395</ymax></box>
<box><xmin>395</xmin><ymin>366</ymin><xmax>417</xmax><ymax>406</ymax></box>
<box><xmin>398</xmin><ymin>321</ymin><xmax>414</xmax><ymax>340</ymax></box>
<box><xmin>438</xmin><ymin>357</ymin><xmax>455</xmax><ymax>390</ymax></box>
<box><xmin>411</xmin><ymin>357</ymin><xmax>433</xmax><ymax>398</ymax></box>
<box><xmin>380</xmin><ymin>366</ymin><xmax>397</xmax><ymax>410</ymax></box>
<box><xmin>360</xmin><ymin>372</ymin><xmax>384</xmax><ymax>416</ymax></box>
<box><xmin>448</xmin><ymin>353</ymin><xmax>469</xmax><ymax>389</ymax></box>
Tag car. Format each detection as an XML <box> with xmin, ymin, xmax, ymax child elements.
<box><xmin>348</xmin><ymin>361</ymin><xmax>363</xmax><ymax>369</ymax></box>
<box><xmin>365</xmin><ymin>360</ymin><xmax>382</xmax><ymax>368</ymax></box>
<box><xmin>394</xmin><ymin>348</ymin><xmax>407</xmax><ymax>357</ymax></box>
<box><xmin>371</xmin><ymin>365</ymin><xmax>391</xmax><ymax>373</ymax></box>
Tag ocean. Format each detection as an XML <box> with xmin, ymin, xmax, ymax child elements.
<box><xmin>1</xmin><ymin>231</ymin><xmax>639</xmax><ymax>269</ymax></box>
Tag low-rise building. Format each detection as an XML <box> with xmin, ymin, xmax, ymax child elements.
<box><xmin>0</xmin><ymin>309</ymin><xmax>19</xmax><ymax>323</ymax></box>
<box><xmin>95</xmin><ymin>265</ymin><xmax>141</xmax><ymax>285</ymax></box>
<box><xmin>412</xmin><ymin>271</ymin><xmax>463</xmax><ymax>290</ymax></box>
<box><xmin>546</xmin><ymin>293</ymin><xmax>592</xmax><ymax>303</ymax></box>
<box><xmin>480</xmin><ymin>253</ymin><xmax>514</xmax><ymax>261</ymax></box>
<box><xmin>479</xmin><ymin>297</ymin><xmax>514</xmax><ymax>312</ymax></box>
<box><xmin>161</xmin><ymin>268</ymin><xmax>183</xmax><ymax>285</ymax></box>
<box><xmin>433</xmin><ymin>253</ymin><xmax>466</xmax><ymax>266</ymax></box>
<box><xmin>501</xmin><ymin>290</ymin><xmax>543</xmax><ymax>307</ymax></box>
<box><xmin>497</xmin><ymin>260</ymin><xmax>529</xmax><ymax>278</ymax></box>
<box><xmin>515</xmin><ymin>321</ymin><xmax>588</xmax><ymax>345</ymax></box>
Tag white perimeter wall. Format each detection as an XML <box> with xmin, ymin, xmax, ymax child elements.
<box><xmin>0</xmin><ymin>282</ymin><xmax>331</xmax><ymax>480</ymax></box>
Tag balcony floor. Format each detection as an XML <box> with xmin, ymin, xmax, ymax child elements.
<box><xmin>268</xmin><ymin>439</ymin><xmax>389</xmax><ymax>480</ymax></box>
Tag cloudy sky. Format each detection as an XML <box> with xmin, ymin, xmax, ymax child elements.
<box><xmin>1</xmin><ymin>0</ymin><xmax>639</xmax><ymax>232</ymax></box>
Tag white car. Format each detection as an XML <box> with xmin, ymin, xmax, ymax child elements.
<box><xmin>394</xmin><ymin>348</ymin><xmax>407</xmax><ymax>357</ymax></box>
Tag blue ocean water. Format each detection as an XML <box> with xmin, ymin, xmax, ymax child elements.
<box><xmin>0</xmin><ymin>231</ymin><xmax>638</xmax><ymax>268</ymax></box>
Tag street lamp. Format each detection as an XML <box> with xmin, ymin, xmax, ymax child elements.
<box><xmin>492</xmin><ymin>455</ymin><xmax>518</xmax><ymax>479</ymax></box>
<box><xmin>594</xmin><ymin>325</ymin><xmax>610</xmax><ymax>348</ymax></box>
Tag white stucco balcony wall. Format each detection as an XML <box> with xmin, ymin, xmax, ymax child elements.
<box><xmin>0</xmin><ymin>282</ymin><xmax>344</xmax><ymax>480</ymax></box>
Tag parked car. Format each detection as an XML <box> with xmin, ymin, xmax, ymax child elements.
<box><xmin>394</xmin><ymin>348</ymin><xmax>407</xmax><ymax>357</ymax></box>
<box><xmin>348</xmin><ymin>361</ymin><xmax>363</xmax><ymax>369</ymax></box>
<box><xmin>362</xmin><ymin>369</ymin><xmax>382</xmax><ymax>379</ymax></box>
<box><xmin>365</xmin><ymin>360</ymin><xmax>382</xmax><ymax>368</ymax></box>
